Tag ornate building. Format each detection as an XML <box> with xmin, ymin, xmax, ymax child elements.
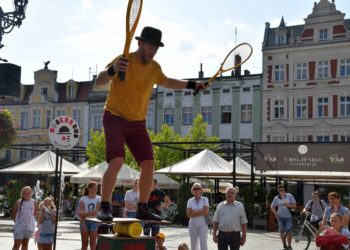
<box><xmin>262</xmin><ymin>0</ymin><xmax>350</xmax><ymax>142</ymax></box>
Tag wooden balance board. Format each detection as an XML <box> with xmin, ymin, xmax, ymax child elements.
<box><xmin>86</xmin><ymin>218</ymin><xmax>171</xmax><ymax>238</ymax></box>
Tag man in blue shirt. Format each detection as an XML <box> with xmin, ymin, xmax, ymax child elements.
<box><xmin>271</xmin><ymin>185</ymin><xmax>296</xmax><ymax>250</ymax></box>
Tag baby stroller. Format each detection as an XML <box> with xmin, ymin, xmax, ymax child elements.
<box><xmin>316</xmin><ymin>234</ymin><xmax>349</xmax><ymax>250</ymax></box>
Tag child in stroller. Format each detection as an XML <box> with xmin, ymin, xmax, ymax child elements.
<box><xmin>316</xmin><ymin>213</ymin><xmax>350</xmax><ymax>250</ymax></box>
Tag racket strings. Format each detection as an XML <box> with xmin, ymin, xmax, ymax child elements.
<box><xmin>222</xmin><ymin>44</ymin><xmax>252</xmax><ymax>71</ymax></box>
<box><xmin>129</xmin><ymin>0</ymin><xmax>141</xmax><ymax>30</ymax></box>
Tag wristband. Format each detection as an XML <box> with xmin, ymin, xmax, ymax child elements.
<box><xmin>107</xmin><ymin>65</ymin><xmax>116</xmax><ymax>76</ymax></box>
<box><xmin>186</xmin><ymin>80</ymin><xmax>197</xmax><ymax>90</ymax></box>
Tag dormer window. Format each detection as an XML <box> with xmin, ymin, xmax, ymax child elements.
<box><xmin>277</xmin><ymin>34</ymin><xmax>286</xmax><ymax>45</ymax></box>
<box><xmin>41</xmin><ymin>87</ymin><xmax>48</xmax><ymax>100</ymax></box>
<box><xmin>67</xmin><ymin>83</ymin><xmax>76</xmax><ymax>99</ymax></box>
<box><xmin>319</xmin><ymin>28</ymin><xmax>328</xmax><ymax>41</ymax></box>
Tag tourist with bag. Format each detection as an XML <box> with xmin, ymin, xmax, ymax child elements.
<box><xmin>303</xmin><ymin>191</ymin><xmax>327</xmax><ymax>230</ymax></box>
<box><xmin>186</xmin><ymin>182</ymin><xmax>209</xmax><ymax>250</ymax></box>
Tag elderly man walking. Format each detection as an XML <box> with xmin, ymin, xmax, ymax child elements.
<box><xmin>212</xmin><ymin>186</ymin><xmax>248</xmax><ymax>250</ymax></box>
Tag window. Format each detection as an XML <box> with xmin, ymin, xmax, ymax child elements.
<box><xmin>317</xmin><ymin>136</ymin><xmax>330</xmax><ymax>142</ymax></box>
<box><xmin>41</xmin><ymin>87</ymin><xmax>48</xmax><ymax>100</ymax></box>
<box><xmin>203</xmin><ymin>90</ymin><xmax>210</xmax><ymax>94</ymax></box>
<box><xmin>319</xmin><ymin>29</ymin><xmax>328</xmax><ymax>40</ymax></box>
<box><xmin>222</xmin><ymin>88</ymin><xmax>230</xmax><ymax>93</ymax></box>
<box><xmin>164</xmin><ymin>108</ymin><xmax>174</xmax><ymax>126</ymax></box>
<box><xmin>184</xmin><ymin>91</ymin><xmax>191</xmax><ymax>96</ymax></box>
<box><xmin>201</xmin><ymin>106</ymin><xmax>212</xmax><ymax>123</ymax></box>
<box><xmin>32</xmin><ymin>109</ymin><xmax>41</xmax><ymax>128</ymax></box>
<box><xmin>295</xmin><ymin>135</ymin><xmax>307</xmax><ymax>142</ymax></box>
<box><xmin>274</xmin><ymin>100</ymin><xmax>284</xmax><ymax>119</ymax></box>
<box><xmin>277</xmin><ymin>34</ymin><xmax>285</xmax><ymax>45</ymax></box>
<box><xmin>20</xmin><ymin>111</ymin><xmax>29</xmax><ymax>129</ymax></box>
<box><xmin>67</xmin><ymin>84</ymin><xmax>76</xmax><ymax>99</ymax></box>
<box><xmin>340</xmin><ymin>96</ymin><xmax>350</xmax><ymax>117</ymax></box>
<box><xmin>72</xmin><ymin>109</ymin><xmax>82</xmax><ymax>127</ymax></box>
<box><xmin>318</xmin><ymin>61</ymin><xmax>329</xmax><ymax>78</ymax></box>
<box><xmin>57</xmin><ymin>110</ymin><xmax>65</xmax><ymax>117</ymax></box>
<box><xmin>242</xmin><ymin>87</ymin><xmax>250</xmax><ymax>92</ymax></box>
<box><xmin>19</xmin><ymin>151</ymin><xmax>27</xmax><ymax>161</ymax></box>
<box><xmin>340</xmin><ymin>136</ymin><xmax>350</xmax><ymax>142</ymax></box>
<box><xmin>146</xmin><ymin>112</ymin><xmax>152</xmax><ymax>129</ymax></box>
<box><xmin>241</xmin><ymin>104</ymin><xmax>252</xmax><ymax>123</ymax></box>
<box><xmin>221</xmin><ymin>105</ymin><xmax>231</xmax><ymax>123</ymax></box>
<box><xmin>165</xmin><ymin>92</ymin><xmax>173</xmax><ymax>97</ymax></box>
<box><xmin>296</xmin><ymin>98</ymin><xmax>307</xmax><ymax>119</ymax></box>
<box><xmin>240</xmin><ymin>138</ymin><xmax>251</xmax><ymax>145</ymax></box>
<box><xmin>317</xmin><ymin>97</ymin><xmax>328</xmax><ymax>117</ymax></box>
<box><xmin>45</xmin><ymin>110</ymin><xmax>51</xmax><ymax>128</ymax></box>
<box><xmin>274</xmin><ymin>64</ymin><xmax>285</xmax><ymax>81</ymax></box>
<box><xmin>182</xmin><ymin>107</ymin><xmax>193</xmax><ymax>125</ymax></box>
<box><xmin>296</xmin><ymin>63</ymin><xmax>307</xmax><ymax>80</ymax></box>
<box><xmin>340</xmin><ymin>59</ymin><xmax>350</xmax><ymax>77</ymax></box>
<box><xmin>93</xmin><ymin>114</ymin><xmax>102</xmax><ymax>130</ymax></box>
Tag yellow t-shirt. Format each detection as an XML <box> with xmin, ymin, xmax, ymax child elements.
<box><xmin>104</xmin><ymin>52</ymin><xmax>168</xmax><ymax>121</ymax></box>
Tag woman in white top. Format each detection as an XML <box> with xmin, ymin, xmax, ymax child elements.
<box><xmin>12</xmin><ymin>186</ymin><xmax>38</xmax><ymax>250</ymax></box>
<box><xmin>186</xmin><ymin>183</ymin><xmax>209</xmax><ymax>250</ymax></box>
<box><xmin>79</xmin><ymin>182</ymin><xmax>101</xmax><ymax>250</ymax></box>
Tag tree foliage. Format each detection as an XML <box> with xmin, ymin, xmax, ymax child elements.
<box><xmin>86</xmin><ymin>114</ymin><xmax>219</xmax><ymax>170</ymax></box>
<box><xmin>0</xmin><ymin>109</ymin><xmax>17</xmax><ymax>150</ymax></box>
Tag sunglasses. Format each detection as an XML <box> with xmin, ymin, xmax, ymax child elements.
<box><xmin>193</xmin><ymin>188</ymin><xmax>201</xmax><ymax>191</ymax></box>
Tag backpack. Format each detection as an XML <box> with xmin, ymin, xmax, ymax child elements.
<box><xmin>310</xmin><ymin>200</ymin><xmax>324</xmax><ymax>211</ymax></box>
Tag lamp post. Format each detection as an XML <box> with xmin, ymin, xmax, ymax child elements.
<box><xmin>0</xmin><ymin>0</ymin><xmax>29</xmax><ymax>50</ymax></box>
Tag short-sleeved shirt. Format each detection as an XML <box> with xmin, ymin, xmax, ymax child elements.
<box><xmin>271</xmin><ymin>193</ymin><xmax>296</xmax><ymax>219</ymax></box>
<box><xmin>148</xmin><ymin>189</ymin><xmax>166</xmax><ymax>215</ymax></box>
<box><xmin>304</xmin><ymin>199</ymin><xmax>327</xmax><ymax>222</ymax></box>
<box><xmin>187</xmin><ymin>196</ymin><xmax>209</xmax><ymax>226</ymax></box>
<box><xmin>80</xmin><ymin>195</ymin><xmax>101</xmax><ymax>218</ymax></box>
<box><xmin>105</xmin><ymin>52</ymin><xmax>168</xmax><ymax>121</ymax></box>
<box><xmin>213</xmin><ymin>200</ymin><xmax>248</xmax><ymax>232</ymax></box>
<box><xmin>124</xmin><ymin>189</ymin><xmax>139</xmax><ymax>212</ymax></box>
<box><xmin>324</xmin><ymin>205</ymin><xmax>349</xmax><ymax>222</ymax></box>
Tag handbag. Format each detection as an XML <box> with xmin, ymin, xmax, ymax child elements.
<box><xmin>204</xmin><ymin>214</ymin><xmax>213</xmax><ymax>225</ymax></box>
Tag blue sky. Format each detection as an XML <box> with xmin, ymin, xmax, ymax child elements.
<box><xmin>1</xmin><ymin>0</ymin><xmax>349</xmax><ymax>85</ymax></box>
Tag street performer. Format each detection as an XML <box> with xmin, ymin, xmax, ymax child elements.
<box><xmin>95</xmin><ymin>26</ymin><xmax>207</xmax><ymax>221</ymax></box>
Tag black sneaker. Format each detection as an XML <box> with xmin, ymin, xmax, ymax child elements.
<box><xmin>97</xmin><ymin>203</ymin><xmax>113</xmax><ymax>222</ymax></box>
<box><xmin>136</xmin><ymin>203</ymin><xmax>162</xmax><ymax>221</ymax></box>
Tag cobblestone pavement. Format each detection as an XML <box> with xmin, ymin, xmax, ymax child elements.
<box><xmin>0</xmin><ymin>219</ymin><xmax>316</xmax><ymax>249</ymax></box>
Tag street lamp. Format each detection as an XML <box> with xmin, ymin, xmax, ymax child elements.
<box><xmin>0</xmin><ymin>0</ymin><xmax>29</xmax><ymax>50</ymax></box>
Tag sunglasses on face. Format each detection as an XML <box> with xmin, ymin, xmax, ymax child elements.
<box><xmin>193</xmin><ymin>188</ymin><xmax>201</xmax><ymax>191</ymax></box>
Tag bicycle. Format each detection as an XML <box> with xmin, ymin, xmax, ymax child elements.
<box><xmin>283</xmin><ymin>212</ymin><xmax>319</xmax><ymax>250</ymax></box>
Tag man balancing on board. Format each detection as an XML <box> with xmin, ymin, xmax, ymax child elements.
<box><xmin>95</xmin><ymin>26</ymin><xmax>207</xmax><ymax>221</ymax></box>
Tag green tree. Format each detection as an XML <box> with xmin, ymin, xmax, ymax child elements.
<box><xmin>183</xmin><ymin>114</ymin><xmax>220</xmax><ymax>150</ymax></box>
<box><xmin>0</xmin><ymin>109</ymin><xmax>17</xmax><ymax>150</ymax></box>
<box><xmin>150</xmin><ymin>124</ymin><xmax>183</xmax><ymax>170</ymax></box>
<box><xmin>86</xmin><ymin>130</ymin><xmax>105</xmax><ymax>167</ymax></box>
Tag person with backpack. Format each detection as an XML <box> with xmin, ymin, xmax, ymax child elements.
<box><xmin>270</xmin><ymin>185</ymin><xmax>296</xmax><ymax>250</ymax></box>
<box><xmin>302</xmin><ymin>191</ymin><xmax>327</xmax><ymax>230</ymax></box>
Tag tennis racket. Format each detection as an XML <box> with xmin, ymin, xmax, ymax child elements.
<box><xmin>193</xmin><ymin>42</ymin><xmax>253</xmax><ymax>95</ymax></box>
<box><xmin>118</xmin><ymin>0</ymin><xmax>143</xmax><ymax>81</ymax></box>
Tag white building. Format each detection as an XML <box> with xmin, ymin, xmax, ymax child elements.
<box><xmin>262</xmin><ymin>0</ymin><xmax>350</xmax><ymax>142</ymax></box>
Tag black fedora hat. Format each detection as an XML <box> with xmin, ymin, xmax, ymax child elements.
<box><xmin>135</xmin><ymin>26</ymin><xmax>164</xmax><ymax>47</ymax></box>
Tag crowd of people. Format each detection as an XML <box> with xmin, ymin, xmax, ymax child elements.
<box><xmin>10</xmin><ymin>181</ymin><xmax>350</xmax><ymax>250</ymax></box>
<box><xmin>271</xmin><ymin>185</ymin><xmax>350</xmax><ymax>250</ymax></box>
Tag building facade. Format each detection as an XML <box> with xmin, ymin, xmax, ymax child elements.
<box><xmin>262</xmin><ymin>0</ymin><xmax>350</xmax><ymax>142</ymax></box>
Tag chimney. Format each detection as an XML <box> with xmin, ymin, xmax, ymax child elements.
<box><xmin>198</xmin><ymin>63</ymin><xmax>204</xmax><ymax>79</ymax></box>
<box><xmin>235</xmin><ymin>54</ymin><xmax>241</xmax><ymax>76</ymax></box>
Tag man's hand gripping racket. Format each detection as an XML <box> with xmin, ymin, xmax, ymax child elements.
<box><xmin>118</xmin><ymin>0</ymin><xmax>143</xmax><ymax>81</ymax></box>
<box><xmin>193</xmin><ymin>43</ymin><xmax>253</xmax><ymax>95</ymax></box>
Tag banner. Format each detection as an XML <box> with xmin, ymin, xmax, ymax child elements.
<box><xmin>256</xmin><ymin>143</ymin><xmax>350</xmax><ymax>172</ymax></box>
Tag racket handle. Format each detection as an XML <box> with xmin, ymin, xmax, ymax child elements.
<box><xmin>192</xmin><ymin>88</ymin><xmax>200</xmax><ymax>96</ymax></box>
<box><xmin>192</xmin><ymin>82</ymin><xmax>209</xmax><ymax>96</ymax></box>
<box><xmin>118</xmin><ymin>71</ymin><xmax>125</xmax><ymax>81</ymax></box>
